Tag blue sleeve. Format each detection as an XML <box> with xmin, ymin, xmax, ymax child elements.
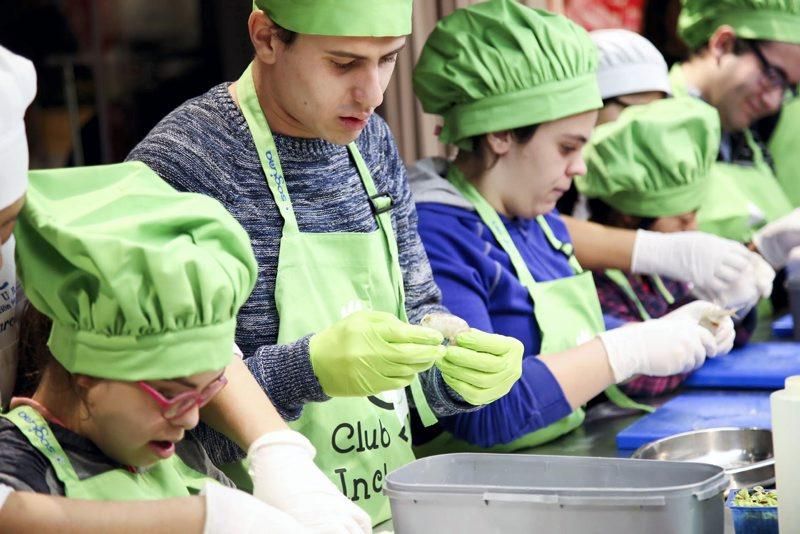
<box><xmin>603</xmin><ymin>314</ymin><xmax>626</xmax><ymax>330</ymax></box>
<box><xmin>415</xmin><ymin>205</ymin><xmax>495</xmax><ymax>332</ymax></box>
<box><xmin>439</xmin><ymin>358</ymin><xmax>573</xmax><ymax>447</ymax></box>
<box><xmin>416</xmin><ymin>205</ymin><xmax>572</xmax><ymax>447</ymax></box>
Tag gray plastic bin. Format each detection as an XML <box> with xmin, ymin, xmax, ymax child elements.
<box><xmin>384</xmin><ymin>453</ymin><xmax>728</xmax><ymax>534</ymax></box>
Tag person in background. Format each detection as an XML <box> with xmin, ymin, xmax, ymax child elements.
<box><xmin>559</xmin><ymin>28</ymin><xmax>672</xmax><ymax>218</ymax></box>
<box><xmin>408</xmin><ymin>0</ymin><xmax>734</xmax><ymax>454</ymax></box>
<box><xmin>0</xmin><ymin>44</ymin><xmax>368</xmax><ymax>534</ymax></box>
<box><xmin>578</xmin><ymin>96</ymin><xmax>753</xmax><ymax>397</ymax></box>
<box><xmin>531</xmin><ymin>30</ymin><xmax>774</xmax><ymax>320</ymax></box>
<box><xmin>562</xmin><ymin>27</ymin><xmax>774</xmax><ymax>323</ymax></box>
<box><xmin>670</xmin><ymin>0</ymin><xmax>800</xmax><ymax>271</ymax></box>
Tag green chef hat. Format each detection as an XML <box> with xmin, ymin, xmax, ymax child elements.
<box><xmin>679</xmin><ymin>0</ymin><xmax>800</xmax><ymax>49</ymax></box>
<box><xmin>15</xmin><ymin>162</ymin><xmax>258</xmax><ymax>381</ymax></box>
<box><xmin>576</xmin><ymin>97</ymin><xmax>720</xmax><ymax>218</ymax></box>
<box><xmin>253</xmin><ymin>0</ymin><xmax>412</xmax><ymax>37</ymax></box>
<box><xmin>413</xmin><ymin>0</ymin><xmax>601</xmax><ymax>150</ymax></box>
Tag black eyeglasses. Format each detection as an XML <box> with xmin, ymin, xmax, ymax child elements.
<box><xmin>745</xmin><ymin>40</ymin><xmax>798</xmax><ymax>100</ymax></box>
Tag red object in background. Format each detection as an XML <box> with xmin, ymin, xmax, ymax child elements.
<box><xmin>565</xmin><ymin>0</ymin><xmax>644</xmax><ymax>32</ymax></box>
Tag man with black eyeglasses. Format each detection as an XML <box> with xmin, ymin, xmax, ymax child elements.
<box><xmin>669</xmin><ymin>0</ymin><xmax>800</xmax><ymax>274</ymax></box>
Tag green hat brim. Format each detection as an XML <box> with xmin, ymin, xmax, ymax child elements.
<box><xmin>48</xmin><ymin>319</ymin><xmax>235</xmax><ymax>381</ymax></box>
<box><xmin>681</xmin><ymin>8</ymin><xmax>800</xmax><ymax>48</ymax></box>
<box><xmin>255</xmin><ymin>0</ymin><xmax>412</xmax><ymax>37</ymax></box>
<box><xmin>439</xmin><ymin>73</ymin><xmax>602</xmax><ymax>149</ymax></box>
<box><xmin>597</xmin><ymin>179</ymin><xmax>710</xmax><ymax>218</ymax></box>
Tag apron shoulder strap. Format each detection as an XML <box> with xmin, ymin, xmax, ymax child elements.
<box><xmin>650</xmin><ymin>274</ymin><xmax>676</xmax><ymax>305</ymax></box>
<box><xmin>604</xmin><ymin>269</ymin><xmax>652</xmax><ymax>321</ymax></box>
<box><xmin>2</xmin><ymin>406</ymin><xmax>81</xmax><ymax>485</ymax></box>
<box><xmin>535</xmin><ymin>216</ymin><xmax>583</xmax><ymax>274</ymax></box>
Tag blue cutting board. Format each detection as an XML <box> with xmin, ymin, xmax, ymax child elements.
<box><xmin>616</xmin><ymin>390</ymin><xmax>772</xmax><ymax>451</ymax></box>
<box><xmin>773</xmin><ymin>313</ymin><xmax>793</xmax><ymax>338</ymax></box>
<box><xmin>684</xmin><ymin>342</ymin><xmax>800</xmax><ymax>389</ymax></box>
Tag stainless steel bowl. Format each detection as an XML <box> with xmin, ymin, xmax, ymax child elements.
<box><xmin>631</xmin><ymin>427</ymin><xmax>774</xmax><ymax>490</ymax></box>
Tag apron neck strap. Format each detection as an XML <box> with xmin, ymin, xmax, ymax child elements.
<box><xmin>2</xmin><ymin>405</ymin><xmax>81</xmax><ymax>485</ymax></box>
<box><xmin>743</xmin><ymin>129</ymin><xmax>767</xmax><ymax>168</ymax></box>
<box><xmin>236</xmin><ymin>63</ymin><xmax>395</xmax><ymax>240</ymax></box>
<box><xmin>534</xmin><ymin>215</ymin><xmax>584</xmax><ymax>273</ymax></box>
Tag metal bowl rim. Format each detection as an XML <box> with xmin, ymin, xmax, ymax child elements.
<box><xmin>631</xmin><ymin>426</ymin><xmax>772</xmax><ymax>460</ymax></box>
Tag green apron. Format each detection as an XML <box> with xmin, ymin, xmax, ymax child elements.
<box><xmin>603</xmin><ymin>269</ymin><xmax>675</xmax><ymax>321</ymax></box>
<box><xmin>2</xmin><ymin>406</ymin><xmax>211</xmax><ymax>499</ymax></box>
<box><xmin>670</xmin><ymin>64</ymin><xmax>793</xmax><ymax>242</ymax></box>
<box><xmin>234</xmin><ymin>63</ymin><xmax>417</xmax><ymax>525</ymax></box>
<box><xmin>415</xmin><ymin>167</ymin><xmax>652</xmax><ymax>457</ymax></box>
<box><xmin>769</xmin><ymin>98</ymin><xmax>800</xmax><ymax>207</ymax></box>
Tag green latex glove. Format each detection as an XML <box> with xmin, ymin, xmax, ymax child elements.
<box><xmin>309</xmin><ymin>310</ymin><xmax>446</xmax><ymax>397</ymax></box>
<box><xmin>436</xmin><ymin>329</ymin><xmax>523</xmax><ymax>406</ymax></box>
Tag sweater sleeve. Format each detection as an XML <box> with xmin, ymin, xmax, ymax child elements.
<box><xmin>416</xmin><ymin>205</ymin><xmax>572</xmax><ymax>447</ymax></box>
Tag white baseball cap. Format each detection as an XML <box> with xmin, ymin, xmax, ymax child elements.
<box><xmin>0</xmin><ymin>45</ymin><xmax>36</xmax><ymax>210</ymax></box>
<box><xmin>591</xmin><ymin>29</ymin><xmax>672</xmax><ymax>100</ymax></box>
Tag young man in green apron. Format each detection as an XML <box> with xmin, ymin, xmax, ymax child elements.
<box><xmin>670</xmin><ymin>0</ymin><xmax>800</xmax><ymax>257</ymax></box>
<box><xmin>0</xmin><ymin>161</ymin><xmax>314</xmax><ymax>533</ymax></box>
<box><xmin>579</xmin><ymin>97</ymin><xmax>756</xmax><ymax>397</ymax></box>
<box><xmin>129</xmin><ymin>0</ymin><xmax>524</xmax><ymax>526</ymax></box>
<box><xmin>409</xmin><ymin>0</ymin><xmax>735</xmax><ymax>453</ymax></box>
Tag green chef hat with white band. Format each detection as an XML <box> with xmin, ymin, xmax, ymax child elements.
<box><xmin>413</xmin><ymin>0</ymin><xmax>601</xmax><ymax>150</ymax></box>
<box><xmin>576</xmin><ymin>97</ymin><xmax>720</xmax><ymax>218</ymax></box>
<box><xmin>253</xmin><ymin>0</ymin><xmax>412</xmax><ymax>37</ymax></box>
<box><xmin>15</xmin><ymin>161</ymin><xmax>258</xmax><ymax>381</ymax></box>
<box><xmin>679</xmin><ymin>0</ymin><xmax>800</xmax><ymax>49</ymax></box>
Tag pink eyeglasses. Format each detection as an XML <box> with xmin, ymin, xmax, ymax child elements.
<box><xmin>138</xmin><ymin>374</ymin><xmax>228</xmax><ymax>420</ymax></box>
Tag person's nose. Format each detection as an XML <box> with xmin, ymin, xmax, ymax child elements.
<box><xmin>352</xmin><ymin>65</ymin><xmax>383</xmax><ymax>110</ymax></box>
<box><xmin>170</xmin><ymin>404</ymin><xmax>201</xmax><ymax>430</ymax></box>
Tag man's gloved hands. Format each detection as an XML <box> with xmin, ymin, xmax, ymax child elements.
<box><xmin>436</xmin><ymin>329</ymin><xmax>523</xmax><ymax>406</ymax></box>
<box><xmin>309</xmin><ymin>310</ymin><xmax>445</xmax><ymax>397</ymax></box>
<box><xmin>632</xmin><ymin>229</ymin><xmax>773</xmax><ymax>314</ymax></box>
<box><xmin>202</xmin><ymin>483</ymin><xmax>310</xmax><ymax>534</ymax></box>
<box><xmin>248</xmin><ymin>430</ymin><xmax>372</xmax><ymax>534</ymax></box>
<box><xmin>753</xmin><ymin>209</ymin><xmax>800</xmax><ymax>269</ymax></box>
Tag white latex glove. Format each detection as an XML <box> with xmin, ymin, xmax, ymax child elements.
<box><xmin>691</xmin><ymin>251</ymin><xmax>774</xmax><ymax>318</ymax></box>
<box><xmin>598</xmin><ymin>317</ymin><xmax>716</xmax><ymax>383</ymax></box>
<box><xmin>632</xmin><ymin>229</ymin><xmax>763</xmax><ymax>313</ymax></box>
<box><xmin>663</xmin><ymin>301</ymin><xmax>735</xmax><ymax>356</ymax></box>
<box><xmin>753</xmin><ymin>209</ymin><xmax>800</xmax><ymax>269</ymax></box>
<box><xmin>248</xmin><ymin>430</ymin><xmax>372</xmax><ymax>534</ymax></box>
<box><xmin>202</xmin><ymin>483</ymin><xmax>309</xmax><ymax>534</ymax></box>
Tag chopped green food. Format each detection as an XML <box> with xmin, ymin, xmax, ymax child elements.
<box><xmin>733</xmin><ymin>487</ymin><xmax>778</xmax><ymax>507</ymax></box>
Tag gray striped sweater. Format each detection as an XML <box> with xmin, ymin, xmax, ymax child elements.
<box><xmin>127</xmin><ymin>83</ymin><xmax>470</xmax><ymax>464</ymax></box>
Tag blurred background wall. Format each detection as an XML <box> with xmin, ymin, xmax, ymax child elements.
<box><xmin>2</xmin><ymin>0</ymin><xmax>688</xmax><ymax>168</ymax></box>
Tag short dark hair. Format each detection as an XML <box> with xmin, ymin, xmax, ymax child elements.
<box><xmin>689</xmin><ymin>36</ymin><xmax>766</xmax><ymax>58</ymax></box>
<box><xmin>274</xmin><ymin>23</ymin><xmax>297</xmax><ymax>45</ymax></box>
<box><xmin>14</xmin><ymin>303</ymin><xmax>55</xmax><ymax>397</ymax></box>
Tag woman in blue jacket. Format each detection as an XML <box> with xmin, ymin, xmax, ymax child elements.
<box><xmin>410</xmin><ymin>0</ymin><xmax>735</xmax><ymax>453</ymax></box>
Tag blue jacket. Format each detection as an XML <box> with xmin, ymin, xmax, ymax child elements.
<box><xmin>410</xmin><ymin>158</ymin><xmax>576</xmax><ymax>447</ymax></box>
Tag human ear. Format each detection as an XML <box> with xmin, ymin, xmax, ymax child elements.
<box><xmin>485</xmin><ymin>131</ymin><xmax>513</xmax><ymax>156</ymax></box>
<box><xmin>249</xmin><ymin>10</ymin><xmax>282</xmax><ymax>65</ymax></box>
<box><xmin>708</xmin><ymin>25</ymin><xmax>737</xmax><ymax>62</ymax></box>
